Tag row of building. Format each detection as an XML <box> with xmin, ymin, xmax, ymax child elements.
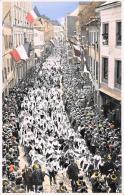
<box><xmin>2</xmin><ymin>1</ymin><xmax>64</xmax><ymax>97</ymax></box>
<box><xmin>64</xmin><ymin>1</ymin><xmax>121</xmax><ymax>121</ymax></box>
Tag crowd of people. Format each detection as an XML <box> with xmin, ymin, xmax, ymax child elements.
<box><xmin>2</xmin><ymin>42</ymin><xmax>121</xmax><ymax>193</ymax></box>
<box><xmin>62</xmin><ymin>53</ymin><xmax>122</xmax><ymax>192</ymax></box>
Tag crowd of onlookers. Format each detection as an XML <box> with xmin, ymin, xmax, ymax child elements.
<box><xmin>62</xmin><ymin>55</ymin><xmax>121</xmax><ymax>192</ymax></box>
<box><xmin>2</xmin><ymin>57</ymin><xmax>46</xmax><ymax>192</ymax></box>
<box><xmin>2</xmin><ymin>42</ymin><xmax>121</xmax><ymax>193</ymax></box>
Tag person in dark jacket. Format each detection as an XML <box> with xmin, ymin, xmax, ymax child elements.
<box><xmin>67</xmin><ymin>159</ymin><xmax>79</xmax><ymax>192</ymax></box>
<box><xmin>32</xmin><ymin>168</ymin><xmax>44</xmax><ymax>192</ymax></box>
<box><xmin>22</xmin><ymin>167</ymin><xmax>33</xmax><ymax>192</ymax></box>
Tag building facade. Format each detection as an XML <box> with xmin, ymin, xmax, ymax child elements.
<box><xmin>34</xmin><ymin>19</ymin><xmax>45</xmax><ymax>62</ymax></box>
<box><xmin>2</xmin><ymin>2</ymin><xmax>15</xmax><ymax>96</ymax></box>
<box><xmin>43</xmin><ymin>19</ymin><xmax>54</xmax><ymax>42</ymax></box>
<box><xmin>11</xmin><ymin>1</ymin><xmax>35</xmax><ymax>84</ymax></box>
<box><xmin>53</xmin><ymin>24</ymin><xmax>64</xmax><ymax>42</ymax></box>
<box><xmin>86</xmin><ymin>17</ymin><xmax>100</xmax><ymax>105</ymax></box>
<box><xmin>96</xmin><ymin>1</ymin><xmax>121</xmax><ymax>125</ymax></box>
<box><xmin>65</xmin><ymin>15</ymin><xmax>77</xmax><ymax>40</ymax></box>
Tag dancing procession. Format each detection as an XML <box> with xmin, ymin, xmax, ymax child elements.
<box><xmin>2</xmin><ymin>1</ymin><xmax>122</xmax><ymax>194</ymax></box>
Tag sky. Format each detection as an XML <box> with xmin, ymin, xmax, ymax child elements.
<box><xmin>33</xmin><ymin>2</ymin><xmax>78</xmax><ymax>24</ymax></box>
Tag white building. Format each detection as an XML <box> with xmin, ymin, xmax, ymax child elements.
<box><xmin>11</xmin><ymin>1</ymin><xmax>35</xmax><ymax>84</ymax></box>
<box><xmin>96</xmin><ymin>1</ymin><xmax>121</xmax><ymax>125</ymax></box>
<box><xmin>53</xmin><ymin>25</ymin><xmax>64</xmax><ymax>42</ymax></box>
<box><xmin>86</xmin><ymin>17</ymin><xmax>100</xmax><ymax>105</ymax></box>
<box><xmin>34</xmin><ymin>29</ymin><xmax>45</xmax><ymax>60</ymax></box>
<box><xmin>64</xmin><ymin>8</ymin><xmax>78</xmax><ymax>40</ymax></box>
<box><xmin>2</xmin><ymin>2</ymin><xmax>15</xmax><ymax>96</ymax></box>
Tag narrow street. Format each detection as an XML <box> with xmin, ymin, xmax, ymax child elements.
<box><xmin>18</xmin><ymin>48</ymin><xmax>92</xmax><ymax>192</ymax></box>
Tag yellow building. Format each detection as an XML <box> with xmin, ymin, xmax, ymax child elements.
<box><xmin>2</xmin><ymin>1</ymin><xmax>35</xmax><ymax>95</ymax></box>
<box><xmin>34</xmin><ymin>19</ymin><xmax>45</xmax><ymax>62</ymax></box>
<box><xmin>11</xmin><ymin>1</ymin><xmax>35</xmax><ymax>84</ymax></box>
<box><xmin>2</xmin><ymin>2</ymin><xmax>14</xmax><ymax>96</ymax></box>
<box><xmin>43</xmin><ymin>19</ymin><xmax>54</xmax><ymax>42</ymax></box>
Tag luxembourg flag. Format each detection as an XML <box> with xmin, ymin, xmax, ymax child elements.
<box><xmin>10</xmin><ymin>45</ymin><xmax>29</xmax><ymax>62</ymax></box>
<box><xmin>26</xmin><ymin>10</ymin><xmax>38</xmax><ymax>24</ymax></box>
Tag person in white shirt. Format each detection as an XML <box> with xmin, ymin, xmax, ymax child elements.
<box><xmin>46</xmin><ymin>162</ymin><xmax>57</xmax><ymax>186</ymax></box>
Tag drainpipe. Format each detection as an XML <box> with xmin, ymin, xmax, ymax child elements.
<box><xmin>98</xmin><ymin>19</ymin><xmax>101</xmax><ymax>109</ymax></box>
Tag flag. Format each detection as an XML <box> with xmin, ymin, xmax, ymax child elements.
<box><xmin>10</xmin><ymin>45</ymin><xmax>28</xmax><ymax>62</ymax></box>
<box><xmin>38</xmin><ymin>17</ymin><xmax>43</xmax><ymax>24</ymax></box>
<box><xmin>68</xmin><ymin>39</ymin><xmax>76</xmax><ymax>45</ymax></box>
<box><xmin>50</xmin><ymin>39</ymin><xmax>55</xmax><ymax>46</ymax></box>
<box><xmin>73</xmin><ymin>45</ymin><xmax>82</xmax><ymax>57</ymax></box>
<box><xmin>84</xmin><ymin>57</ymin><xmax>86</xmax><ymax>62</ymax></box>
<box><xmin>84</xmin><ymin>64</ymin><xmax>89</xmax><ymax>73</ymax></box>
<box><xmin>26</xmin><ymin>10</ymin><xmax>38</xmax><ymax>24</ymax></box>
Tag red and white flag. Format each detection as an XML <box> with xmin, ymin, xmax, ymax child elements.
<box><xmin>10</xmin><ymin>45</ymin><xmax>29</xmax><ymax>62</ymax></box>
<box><xmin>26</xmin><ymin>10</ymin><xmax>38</xmax><ymax>24</ymax></box>
<box><xmin>50</xmin><ymin>39</ymin><xmax>55</xmax><ymax>46</ymax></box>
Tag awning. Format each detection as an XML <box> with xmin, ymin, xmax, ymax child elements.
<box><xmin>99</xmin><ymin>86</ymin><xmax>121</xmax><ymax>101</ymax></box>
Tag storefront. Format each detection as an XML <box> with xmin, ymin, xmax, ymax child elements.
<box><xmin>99</xmin><ymin>88</ymin><xmax>121</xmax><ymax>127</ymax></box>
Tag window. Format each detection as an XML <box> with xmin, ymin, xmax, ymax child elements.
<box><xmin>15</xmin><ymin>34</ymin><xmax>17</xmax><ymax>47</ymax></box>
<box><xmin>92</xmin><ymin>32</ymin><xmax>94</xmax><ymax>44</ymax></box>
<box><xmin>90</xmin><ymin>57</ymin><xmax>92</xmax><ymax>72</ymax></box>
<box><xmin>96</xmin><ymin>32</ymin><xmax>98</xmax><ymax>42</ymax></box>
<box><xmin>102</xmin><ymin>23</ymin><xmax>109</xmax><ymax>45</ymax></box>
<box><xmin>89</xmin><ymin>32</ymin><xmax>91</xmax><ymax>43</ymax></box>
<box><xmin>116</xmin><ymin>22</ymin><xmax>121</xmax><ymax>46</ymax></box>
<box><xmin>96</xmin><ymin>61</ymin><xmax>98</xmax><ymax>80</ymax></box>
<box><xmin>18</xmin><ymin>34</ymin><xmax>20</xmax><ymax>45</ymax></box>
<box><xmin>102</xmin><ymin>57</ymin><xmax>108</xmax><ymax>82</ymax></box>
<box><xmin>95</xmin><ymin>32</ymin><xmax>99</xmax><ymax>51</ymax></box>
<box><xmin>115</xmin><ymin>60</ymin><xmax>121</xmax><ymax>88</ymax></box>
<box><xmin>10</xmin><ymin>58</ymin><xmax>13</xmax><ymax>71</ymax></box>
<box><xmin>22</xmin><ymin>34</ymin><xmax>24</xmax><ymax>44</ymax></box>
<box><xmin>94</xmin><ymin>60</ymin><xmax>96</xmax><ymax>76</ymax></box>
<box><xmin>4</xmin><ymin>35</ymin><xmax>8</xmax><ymax>49</ymax></box>
<box><xmin>2</xmin><ymin>70</ymin><xmax>4</xmax><ymax>83</ymax></box>
<box><xmin>4</xmin><ymin>67</ymin><xmax>7</xmax><ymax>80</ymax></box>
<box><xmin>91</xmin><ymin>32</ymin><xmax>93</xmax><ymax>44</ymax></box>
<box><xmin>94</xmin><ymin>32</ymin><xmax>96</xmax><ymax>44</ymax></box>
<box><xmin>9</xmin><ymin>35</ymin><xmax>12</xmax><ymax>48</ymax></box>
<box><xmin>7</xmin><ymin>59</ymin><xmax>10</xmax><ymax>73</ymax></box>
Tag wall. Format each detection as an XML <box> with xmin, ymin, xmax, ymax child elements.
<box><xmin>100</xmin><ymin>6</ymin><xmax>121</xmax><ymax>90</ymax></box>
<box><xmin>11</xmin><ymin>1</ymin><xmax>34</xmax><ymax>84</ymax></box>
<box><xmin>2</xmin><ymin>2</ymin><xmax>15</xmax><ymax>96</ymax></box>
<box><xmin>65</xmin><ymin>16</ymin><xmax>77</xmax><ymax>40</ymax></box>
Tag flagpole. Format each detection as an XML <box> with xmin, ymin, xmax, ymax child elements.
<box><xmin>2</xmin><ymin>9</ymin><xmax>11</xmax><ymax>25</ymax></box>
<box><xmin>2</xmin><ymin>52</ymin><xmax>10</xmax><ymax>57</ymax></box>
